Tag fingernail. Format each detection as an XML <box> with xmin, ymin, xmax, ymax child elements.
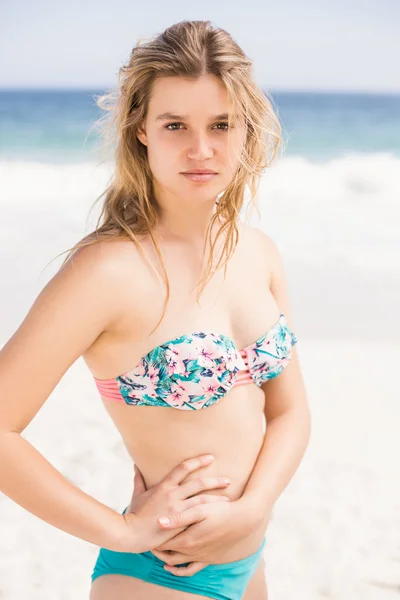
<box><xmin>203</xmin><ymin>454</ymin><xmax>214</xmax><ymax>460</ymax></box>
<box><xmin>159</xmin><ymin>517</ymin><xmax>171</xmax><ymax>525</ymax></box>
<box><xmin>222</xmin><ymin>479</ymin><xmax>231</xmax><ymax>484</ymax></box>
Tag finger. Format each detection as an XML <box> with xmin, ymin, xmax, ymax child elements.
<box><xmin>164</xmin><ymin>561</ymin><xmax>209</xmax><ymax>576</ymax></box>
<box><xmin>183</xmin><ymin>494</ymin><xmax>230</xmax><ymax>509</ymax></box>
<box><xmin>177</xmin><ymin>476</ymin><xmax>231</xmax><ymax>500</ymax></box>
<box><xmin>162</xmin><ymin>455</ymin><xmax>215</xmax><ymax>488</ymax></box>
<box><xmin>154</xmin><ymin>539</ymin><xmax>184</xmax><ymax>553</ymax></box>
<box><xmin>158</xmin><ymin>505</ymin><xmax>206</xmax><ymax>529</ymax></box>
<box><xmin>151</xmin><ymin>549</ymin><xmax>191</xmax><ymax>564</ymax></box>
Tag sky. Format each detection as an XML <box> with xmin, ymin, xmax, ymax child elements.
<box><xmin>0</xmin><ymin>0</ymin><xmax>399</xmax><ymax>92</ymax></box>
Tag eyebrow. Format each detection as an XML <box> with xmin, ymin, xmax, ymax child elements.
<box><xmin>155</xmin><ymin>112</ymin><xmax>230</xmax><ymax>121</ymax></box>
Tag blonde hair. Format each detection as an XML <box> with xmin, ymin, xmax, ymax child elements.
<box><xmin>54</xmin><ymin>19</ymin><xmax>284</xmax><ymax>333</ymax></box>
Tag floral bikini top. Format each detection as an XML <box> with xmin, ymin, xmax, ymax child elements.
<box><xmin>93</xmin><ymin>313</ymin><xmax>298</xmax><ymax>411</ymax></box>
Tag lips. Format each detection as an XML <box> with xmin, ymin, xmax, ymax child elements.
<box><xmin>182</xmin><ymin>169</ymin><xmax>217</xmax><ymax>174</ymax></box>
<box><xmin>182</xmin><ymin>172</ymin><xmax>218</xmax><ymax>182</ymax></box>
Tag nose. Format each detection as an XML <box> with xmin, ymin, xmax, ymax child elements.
<box><xmin>186</xmin><ymin>131</ymin><xmax>214</xmax><ymax>161</ymax></box>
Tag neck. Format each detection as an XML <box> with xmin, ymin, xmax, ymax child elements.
<box><xmin>154</xmin><ymin>190</ymin><xmax>221</xmax><ymax>244</ymax></box>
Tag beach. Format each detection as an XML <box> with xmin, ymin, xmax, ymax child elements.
<box><xmin>1</xmin><ymin>148</ymin><xmax>399</xmax><ymax>598</ymax></box>
<box><xmin>1</xmin><ymin>337</ymin><xmax>399</xmax><ymax>600</ymax></box>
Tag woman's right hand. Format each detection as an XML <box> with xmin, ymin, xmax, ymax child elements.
<box><xmin>115</xmin><ymin>454</ymin><xmax>231</xmax><ymax>554</ymax></box>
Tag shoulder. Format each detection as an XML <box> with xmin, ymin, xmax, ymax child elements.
<box><xmin>238</xmin><ymin>222</ymin><xmax>284</xmax><ymax>284</ymax></box>
<box><xmin>43</xmin><ymin>235</ymin><xmax>153</xmax><ymax>330</ymax></box>
<box><xmin>238</xmin><ymin>222</ymin><xmax>280</xmax><ymax>252</ymax></box>
<box><xmin>39</xmin><ymin>238</ymin><xmax>133</xmax><ymax>327</ymax></box>
<box><xmin>60</xmin><ymin>235</ymin><xmax>140</xmax><ymax>271</ymax></box>
<box><xmin>0</xmin><ymin>236</ymin><xmax>149</xmax><ymax>434</ymax></box>
<box><xmin>65</xmin><ymin>230</ymin><xmax>163</xmax><ymax>305</ymax></box>
<box><xmin>238</xmin><ymin>223</ymin><xmax>295</xmax><ymax>325</ymax></box>
<box><xmin>58</xmin><ymin>234</ymin><xmax>153</xmax><ymax>287</ymax></box>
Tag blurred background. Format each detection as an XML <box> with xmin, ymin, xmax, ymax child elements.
<box><xmin>1</xmin><ymin>1</ymin><xmax>399</xmax><ymax>599</ymax></box>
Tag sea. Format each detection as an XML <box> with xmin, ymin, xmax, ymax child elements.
<box><xmin>1</xmin><ymin>89</ymin><xmax>400</xmax><ymax>163</ymax></box>
<box><xmin>1</xmin><ymin>89</ymin><xmax>400</xmax><ymax>600</ymax></box>
<box><xmin>0</xmin><ymin>88</ymin><xmax>399</xmax><ymax>337</ymax></box>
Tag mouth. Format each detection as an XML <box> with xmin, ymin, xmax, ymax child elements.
<box><xmin>182</xmin><ymin>169</ymin><xmax>218</xmax><ymax>174</ymax></box>
<box><xmin>181</xmin><ymin>170</ymin><xmax>218</xmax><ymax>182</ymax></box>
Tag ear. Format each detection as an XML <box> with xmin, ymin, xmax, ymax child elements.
<box><xmin>136</xmin><ymin>125</ymin><xmax>148</xmax><ymax>147</ymax></box>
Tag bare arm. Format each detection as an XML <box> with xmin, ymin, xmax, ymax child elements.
<box><xmin>240</xmin><ymin>234</ymin><xmax>311</xmax><ymax>514</ymax></box>
<box><xmin>0</xmin><ymin>241</ymin><xmax>128</xmax><ymax>551</ymax></box>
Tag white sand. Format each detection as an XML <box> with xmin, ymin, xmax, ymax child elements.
<box><xmin>1</xmin><ymin>157</ymin><xmax>399</xmax><ymax>598</ymax></box>
<box><xmin>1</xmin><ymin>336</ymin><xmax>399</xmax><ymax>599</ymax></box>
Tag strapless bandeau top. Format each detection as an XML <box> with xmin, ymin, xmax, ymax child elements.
<box><xmin>93</xmin><ymin>313</ymin><xmax>298</xmax><ymax>410</ymax></box>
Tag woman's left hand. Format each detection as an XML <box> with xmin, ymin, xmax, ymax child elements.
<box><xmin>151</xmin><ymin>495</ymin><xmax>259</xmax><ymax>576</ymax></box>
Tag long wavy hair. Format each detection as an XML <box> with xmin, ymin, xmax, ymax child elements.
<box><xmin>54</xmin><ymin>19</ymin><xmax>285</xmax><ymax>333</ymax></box>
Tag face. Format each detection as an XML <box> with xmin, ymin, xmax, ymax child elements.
<box><xmin>136</xmin><ymin>74</ymin><xmax>247</xmax><ymax>205</ymax></box>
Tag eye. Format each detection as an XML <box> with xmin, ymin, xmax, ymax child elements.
<box><xmin>164</xmin><ymin>122</ymin><xmax>231</xmax><ymax>131</ymax></box>
<box><xmin>165</xmin><ymin>122</ymin><xmax>183</xmax><ymax>131</ymax></box>
<box><xmin>214</xmin><ymin>122</ymin><xmax>230</xmax><ymax>131</ymax></box>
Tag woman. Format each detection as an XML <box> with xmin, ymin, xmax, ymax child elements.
<box><xmin>0</xmin><ymin>19</ymin><xmax>311</xmax><ymax>600</ymax></box>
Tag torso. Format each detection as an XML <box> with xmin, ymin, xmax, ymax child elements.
<box><xmin>83</xmin><ymin>222</ymin><xmax>279</xmax><ymax>561</ymax></box>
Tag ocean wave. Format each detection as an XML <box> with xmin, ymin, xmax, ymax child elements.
<box><xmin>1</xmin><ymin>153</ymin><xmax>399</xmax><ymax>271</ymax></box>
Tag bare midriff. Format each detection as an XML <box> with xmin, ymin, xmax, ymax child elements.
<box><xmin>100</xmin><ymin>383</ymin><xmax>268</xmax><ymax>563</ymax></box>
<box><xmin>84</xmin><ymin>224</ymin><xmax>277</xmax><ymax>562</ymax></box>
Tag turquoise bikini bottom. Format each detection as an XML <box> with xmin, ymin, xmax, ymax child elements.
<box><xmin>91</xmin><ymin>507</ymin><xmax>266</xmax><ymax>600</ymax></box>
